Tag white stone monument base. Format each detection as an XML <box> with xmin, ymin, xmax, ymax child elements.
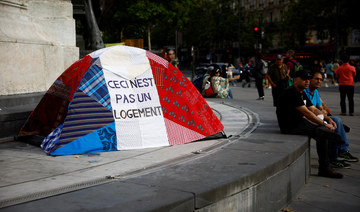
<box><xmin>0</xmin><ymin>0</ymin><xmax>79</xmax><ymax>95</ymax></box>
<box><xmin>0</xmin><ymin>42</ymin><xmax>78</xmax><ymax>95</ymax></box>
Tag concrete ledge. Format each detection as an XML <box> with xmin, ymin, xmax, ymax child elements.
<box><xmin>0</xmin><ymin>102</ymin><xmax>310</xmax><ymax>211</ymax></box>
<box><xmin>122</xmin><ymin>135</ymin><xmax>309</xmax><ymax>211</ymax></box>
<box><xmin>0</xmin><ymin>138</ymin><xmax>309</xmax><ymax>212</ymax></box>
<box><xmin>0</xmin><ymin>92</ymin><xmax>43</xmax><ymax>139</ymax></box>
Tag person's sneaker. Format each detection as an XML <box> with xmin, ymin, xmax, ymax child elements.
<box><xmin>343</xmin><ymin>124</ymin><xmax>350</xmax><ymax>133</ymax></box>
<box><xmin>330</xmin><ymin>160</ymin><xmax>351</xmax><ymax>169</ymax></box>
<box><xmin>338</xmin><ymin>151</ymin><xmax>359</xmax><ymax>162</ymax></box>
<box><xmin>318</xmin><ymin>168</ymin><xmax>343</xmax><ymax>179</ymax></box>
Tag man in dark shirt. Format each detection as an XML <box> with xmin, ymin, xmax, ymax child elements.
<box><xmin>276</xmin><ymin>69</ymin><xmax>343</xmax><ymax>178</ymax></box>
<box><xmin>266</xmin><ymin>54</ymin><xmax>289</xmax><ymax>106</ymax></box>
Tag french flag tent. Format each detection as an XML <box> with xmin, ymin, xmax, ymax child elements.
<box><xmin>18</xmin><ymin>45</ymin><xmax>224</xmax><ymax>156</ymax></box>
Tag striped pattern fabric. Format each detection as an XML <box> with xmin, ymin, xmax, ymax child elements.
<box><xmin>149</xmin><ymin>59</ymin><xmax>165</xmax><ymax>87</ymax></box>
<box><xmin>56</xmin><ymin>90</ymin><xmax>114</xmax><ymax>148</ymax></box>
<box><xmin>164</xmin><ymin>118</ymin><xmax>204</xmax><ymax>145</ymax></box>
<box><xmin>41</xmin><ymin>124</ymin><xmax>64</xmax><ymax>154</ymax></box>
<box><xmin>47</xmin><ymin>80</ymin><xmax>71</xmax><ymax>100</ymax></box>
<box><xmin>146</xmin><ymin>51</ymin><xmax>168</xmax><ymax>68</ymax></box>
<box><xmin>78</xmin><ymin>65</ymin><xmax>111</xmax><ymax>110</ymax></box>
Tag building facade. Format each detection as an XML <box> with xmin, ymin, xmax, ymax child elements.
<box><xmin>240</xmin><ymin>0</ymin><xmax>360</xmax><ymax>59</ymax></box>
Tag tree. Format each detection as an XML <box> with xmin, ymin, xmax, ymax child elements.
<box><xmin>281</xmin><ymin>0</ymin><xmax>360</xmax><ymax>54</ymax></box>
<box><xmin>99</xmin><ymin>0</ymin><xmax>274</xmax><ymax>61</ymax></box>
<box><xmin>128</xmin><ymin>1</ymin><xmax>169</xmax><ymax>50</ymax></box>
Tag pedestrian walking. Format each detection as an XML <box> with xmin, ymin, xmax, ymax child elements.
<box><xmin>266</xmin><ymin>54</ymin><xmax>289</xmax><ymax>106</ymax></box>
<box><xmin>240</xmin><ymin>62</ymin><xmax>251</xmax><ymax>88</ymax></box>
<box><xmin>286</xmin><ymin>49</ymin><xmax>297</xmax><ymax>87</ymax></box>
<box><xmin>325</xmin><ymin>59</ymin><xmax>336</xmax><ymax>86</ymax></box>
<box><xmin>336</xmin><ymin>55</ymin><xmax>356</xmax><ymax>116</ymax></box>
<box><xmin>252</xmin><ymin>52</ymin><xmax>266</xmax><ymax>100</ymax></box>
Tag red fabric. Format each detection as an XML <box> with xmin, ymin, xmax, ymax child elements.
<box><xmin>205</xmin><ymin>84</ymin><xmax>216</xmax><ymax>97</ymax></box>
<box><xmin>18</xmin><ymin>93</ymin><xmax>69</xmax><ymax>137</ymax></box>
<box><xmin>148</xmin><ymin>58</ymin><xmax>224</xmax><ymax>144</ymax></box>
<box><xmin>57</xmin><ymin>55</ymin><xmax>93</xmax><ymax>101</ymax></box>
<box><xmin>18</xmin><ymin>55</ymin><xmax>93</xmax><ymax>137</ymax></box>
<box><xmin>336</xmin><ymin>63</ymin><xmax>356</xmax><ymax>86</ymax></box>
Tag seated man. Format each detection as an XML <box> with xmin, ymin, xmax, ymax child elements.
<box><xmin>304</xmin><ymin>70</ymin><xmax>358</xmax><ymax>167</ymax></box>
<box><xmin>276</xmin><ymin>69</ymin><xmax>343</xmax><ymax>178</ymax></box>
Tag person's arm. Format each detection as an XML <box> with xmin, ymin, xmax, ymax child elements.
<box><xmin>266</xmin><ymin>74</ymin><xmax>276</xmax><ymax>88</ymax></box>
<box><xmin>307</xmin><ymin>105</ymin><xmax>323</xmax><ymax>116</ymax></box>
<box><xmin>320</xmin><ymin>98</ymin><xmax>332</xmax><ymax>115</ymax></box>
<box><xmin>317</xmin><ymin>105</ymin><xmax>328</xmax><ymax>115</ymax></box>
<box><xmin>296</xmin><ymin>105</ymin><xmax>335</xmax><ymax>131</ymax></box>
<box><xmin>308</xmin><ymin>105</ymin><xmax>337</xmax><ymax>129</ymax></box>
<box><xmin>286</xmin><ymin>61</ymin><xmax>292</xmax><ymax>77</ymax></box>
<box><xmin>228</xmin><ymin>75</ymin><xmax>240</xmax><ymax>81</ymax></box>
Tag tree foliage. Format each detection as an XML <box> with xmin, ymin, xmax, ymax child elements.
<box><xmin>100</xmin><ymin>0</ymin><xmax>243</xmax><ymax>51</ymax></box>
<box><xmin>98</xmin><ymin>0</ymin><xmax>359</xmax><ymax>60</ymax></box>
<box><xmin>281</xmin><ymin>0</ymin><xmax>359</xmax><ymax>49</ymax></box>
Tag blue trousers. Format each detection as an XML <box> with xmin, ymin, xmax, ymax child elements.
<box><xmin>330</xmin><ymin>116</ymin><xmax>349</xmax><ymax>153</ymax></box>
<box><xmin>228</xmin><ymin>88</ymin><xmax>233</xmax><ymax>99</ymax></box>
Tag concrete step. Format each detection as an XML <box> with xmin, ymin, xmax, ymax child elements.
<box><xmin>0</xmin><ymin>92</ymin><xmax>43</xmax><ymax>140</ymax></box>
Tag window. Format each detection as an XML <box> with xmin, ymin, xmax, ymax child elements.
<box><xmin>250</xmin><ymin>0</ymin><xmax>254</xmax><ymax>8</ymax></box>
<box><xmin>259</xmin><ymin>0</ymin><xmax>264</xmax><ymax>7</ymax></box>
<box><xmin>241</xmin><ymin>0</ymin><xmax>246</xmax><ymax>8</ymax></box>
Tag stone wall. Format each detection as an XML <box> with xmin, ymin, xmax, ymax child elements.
<box><xmin>0</xmin><ymin>0</ymin><xmax>79</xmax><ymax>95</ymax></box>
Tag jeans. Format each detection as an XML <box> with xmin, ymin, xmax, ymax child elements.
<box><xmin>282</xmin><ymin>119</ymin><xmax>342</xmax><ymax>170</ymax></box>
<box><xmin>228</xmin><ymin>88</ymin><xmax>233</xmax><ymax>99</ymax></box>
<box><xmin>330</xmin><ymin>116</ymin><xmax>349</xmax><ymax>153</ymax></box>
<box><xmin>339</xmin><ymin>85</ymin><xmax>354</xmax><ymax>114</ymax></box>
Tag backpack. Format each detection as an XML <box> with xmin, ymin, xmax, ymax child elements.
<box><xmin>289</xmin><ymin>60</ymin><xmax>303</xmax><ymax>77</ymax></box>
<box><xmin>259</xmin><ymin>59</ymin><xmax>268</xmax><ymax>76</ymax></box>
<box><xmin>192</xmin><ymin>76</ymin><xmax>205</xmax><ymax>93</ymax></box>
<box><xmin>203</xmin><ymin>75</ymin><xmax>217</xmax><ymax>97</ymax></box>
<box><xmin>204</xmin><ymin>80</ymin><xmax>216</xmax><ymax>97</ymax></box>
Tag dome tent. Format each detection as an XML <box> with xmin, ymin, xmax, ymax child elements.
<box><xmin>18</xmin><ymin>46</ymin><xmax>224</xmax><ymax>156</ymax></box>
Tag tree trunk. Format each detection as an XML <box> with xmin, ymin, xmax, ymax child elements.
<box><xmin>147</xmin><ymin>24</ymin><xmax>151</xmax><ymax>50</ymax></box>
<box><xmin>84</xmin><ymin>0</ymin><xmax>105</xmax><ymax>50</ymax></box>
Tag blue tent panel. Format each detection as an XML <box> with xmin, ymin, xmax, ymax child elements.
<box><xmin>51</xmin><ymin>122</ymin><xmax>117</xmax><ymax>156</ymax></box>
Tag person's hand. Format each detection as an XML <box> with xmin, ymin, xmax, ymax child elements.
<box><xmin>329</xmin><ymin>119</ymin><xmax>337</xmax><ymax>129</ymax></box>
<box><xmin>235</xmin><ymin>75</ymin><xmax>240</xmax><ymax>80</ymax></box>
<box><xmin>325</xmin><ymin>123</ymin><xmax>335</xmax><ymax>132</ymax></box>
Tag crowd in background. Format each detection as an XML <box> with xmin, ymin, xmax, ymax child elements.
<box><xmin>161</xmin><ymin>46</ymin><xmax>360</xmax><ymax>103</ymax></box>
<box><xmin>161</xmin><ymin>46</ymin><xmax>358</xmax><ymax>179</ymax></box>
